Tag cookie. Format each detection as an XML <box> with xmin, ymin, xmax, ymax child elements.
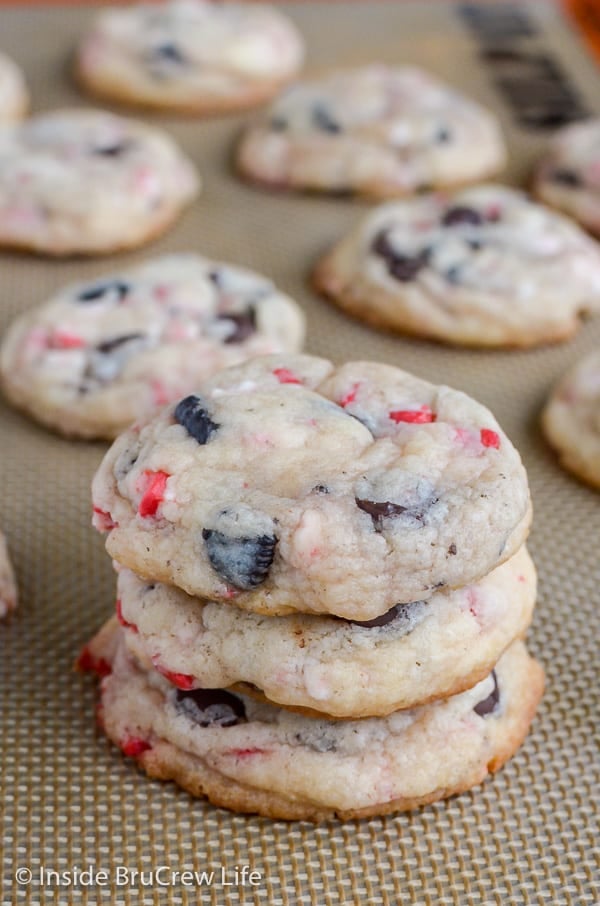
<box><xmin>0</xmin><ymin>52</ymin><xmax>28</xmax><ymax>122</ymax></box>
<box><xmin>236</xmin><ymin>65</ymin><xmax>506</xmax><ymax>198</ymax></box>
<box><xmin>0</xmin><ymin>527</ymin><xmax>17</xmax><ymax>618</ymax></box>
<box><xmin>117</xmin><ymin>546</ymin><xmax>536</xmax><ymax>718</ymax></box>
<box><xmin>314</xmin><ymin>185</ymin><xmax>600</xmax><ymax>347</ymax></box>
<box><xmin>75</xmin><ymin>0</ymin><xmax>304</xmax><ymax>115</ymax></box>
<box><xmin>92</xmin><ymin>355</ymin><xmax>532</xmax><ymax>620</ymax></box>
<box><xmin>541</xmin><ymin>349</ymin><xmax>600</xmax><ymax>490</ymax></box>
<box><xmin>0</xmin><ymin>254</ymin><xmax>305</xmax><ymax>440</ymax></box>
<box><xmin>533</xmin><ymin>118</ymin><xmax>600</xmax><ymax>238</ymax></box>
<box><xmin>81</xmin><ymin>621</ymin><xmax>544</xmax><ymax>821</ymax></box>
<box><xmin>0</xmin><ymin>109</ymin><xmax>199</xmax><ymax>256</ymax></box>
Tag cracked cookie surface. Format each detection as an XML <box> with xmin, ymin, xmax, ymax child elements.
<box><xmin>314</xmin><ymin>185</ymin><xmax>600</xmax><ymax>347</ymax></box>
<box><xmin>92</xmin><ymin>355</ymin><xmax>531</xmax><ymax>619</ymax></box>
<box><xmin>237</xmin><ymin>65</ymin><xmax>506</xmax><ymax>198</ymax></box>
<box><xmin>75</xmin><ymin>0</ymin><xmax>304</xmax><ymax>114</ymax></box>
<box><xmin>0</xmin><ymin>108</ymin><xmax>199</xmax><ymax>255</ymax></box>
<box><xmin>0</xmin><ymin>254</ymin><xmax>304</xmax><ymax>439</ymax></box>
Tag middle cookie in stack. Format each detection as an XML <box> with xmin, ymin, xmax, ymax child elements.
<box><xmin>87</xmin><ymin>354</ymin><xmax>543</xmax><ymax>820</ymax></box>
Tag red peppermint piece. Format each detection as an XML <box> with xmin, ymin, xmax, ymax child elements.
<box><xmin>92</xmin><ymin>506</ymin><xmax>117</xmax><ymax>532</ymax></box>
<box><xmin>339</xmin><ymin>383</ymin><xmax>360</xmax><ymax>408</ymax></box>
<box><xmin>273</xmin><ymin>367</ymin><xmax>302</xmax><ymax>385</ymax></box>
<box><xmin>390</xmin><ymin>405</ymin><xmax>436</xmax><ymax>424</ymax></box>
<box><xmin>155</xmin><ymin>665</ymin><xmax>195</xmax><ymax>690</ymax></box>
<box><xmin>480</xmin><ymin>428</ymin><xmax>500</xmax><ymax>449</ymax></box>
<box><xmin>77</xmin><ymin>645</ymin><xmax>111</xmax><ymax>677</ymax></box>
<box><xmin>116</xmin><ymin>599</ymin><xmax>138</xmax><ymax>634</ymax></box>
<box><xmin>50</xmin><ymin>330</ymin><xmax>86</xmax><ymax>349</ymax></box>
<box><xmin>121</xmin><ymin>737</ymin><xmax>152</xmax><ymax>758</ymax></box>
<box><xmin>138</xmin><ymin>470</ymin><xmax>170</xmax><ymax>518</ymax></box>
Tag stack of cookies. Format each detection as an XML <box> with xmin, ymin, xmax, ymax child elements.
<box><xmin>83</xmin><ymin>354</ymin><xmax>543</xmax><ymax>821</ymax></box>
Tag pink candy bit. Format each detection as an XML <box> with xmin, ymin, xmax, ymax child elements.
<box><xmin>518</xmin><ymin>574</ymin><xmax>527</xmax><ymax>583</ymax></box>
<box><xmin>390</xmin><ymin>405</ymin><xmax>436</xmax><ymax>424</ymax></box>
<box><xmin>485</xmin><ymin>204</ymin><xmax>501</xmax><ymax>222</ymax></box>
<box><xmin>115</xmin><ymin>599</ymin><xmax>138</xmax><ymax>634</ymax></box>
<box><xmin>92</xmin><ymin>506</ymin><xmax>117</xmax><ymax>532</ymax></box>
<box><xmin>138</xmin><ymin>470</ymin><xmax>170</xmax><ymax>518</ymax></box>
<box><xmin>150</xmin><ymin>379</ymin><xmax>171</xmax><ymax>407</ymax></box>
<box><xmin>77</xmin><ymin>645</ymin><xmax>111</xmax><ymax>677</ymax></box>
<box><xmin>339</xmin><ymin>383</ymin><xmax>360</xmax><ymax>408</ymax></box>
<box><xmin>155</xmin><ymin>665</ymin><xmax>195</xmax><ymax>690</ymax></box>
<box><xmin>49</xmin><ymin>330</ymin><xmax>86</xmax><ymax>350</ymax></box>
<box><xmin>480</xmin><ymin>428</ymin><xmax>501</xmax><ymax>450</ymax></box>
<box><xmin>121</xmin><ymin>737</ymin><xmax>152</xmax><ymax>758</ymax></box>
<box><xmin>272</xmin><ymin>367</ymin><xmax>302</xmax><ymax>385</ymax></box>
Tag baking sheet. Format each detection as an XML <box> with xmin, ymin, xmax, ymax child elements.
<box><xmin>0</xmin><ymin>2</ymin><xmax>598</xmax><ymax>904</ymax></box>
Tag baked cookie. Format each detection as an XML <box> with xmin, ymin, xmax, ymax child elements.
<box><xmin>0</xmin><ymin>527</ymin><xmax>17</xmax><ymax>618</ymax></box>
<box><xmin>117</xmin><ymin>545</ymin><xmax>536</xmax><ymax>718</ymax></box>
<box><xmin>75</xmin><ymin>0</ymin><xmax>304</xmax><ymax>115</ymax></box>
<box><xmin>0</xmin><ymin>52</ymin><xmax>28</xmax><ymax>122</ymax></box>
<box><xmin>541</xmin><ymin>349</ymin><xmax>600</xmax><ymax>490</ymax></box>
<box><xmin>533</xmin><ymin>118</ymin><xmax>600</xmax><ymax>238</ymax></box>
<box><xmin>82</xmin><ymin>621</ymin><xmax>544</xmax><ymax>821</ymax></box>
<box><xmin>236</xmin><ymin>65</ymin><xmax>506</xmax><ymax>198</ymax></box>
<box><xmin>0</xmin><ymin>109</ymin><xmax>199</xmax><ymax>256</ymax></box>
<box><xmin>0</xmin><ymin>254</ymin><xmax>305</xmax><ymax>440</ymax></box>
<box><xmin>92</xmin><ymin>355</ymin><xmax>532</xmax><ymax>620</ymax></box>
<box><xmin>314</xmin><ymin>185</ymin><xmax>600</xmax><ymax>347</ymax></box>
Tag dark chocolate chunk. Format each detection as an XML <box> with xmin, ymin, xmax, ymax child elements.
<box><xmin>312</xmin><ymin>485</ymin><xmax>330</xmax><ymax>494</ymax></box>
<box><xmin>356</xmin><ymin>498</ymin><xmax>412</xmax><ymax>520</ymax></box>
<box><xmin>151</xmin><ymin>43</ymin><xmax>186</xmax><ymax>65</ymax></box>
<box><xmin>347</xmin><ymin>602</ymin><xmax>416</xmax><ymax>628</ymax></box>
<box><xmin>217</xmin><ymin>308</ymin><xmax>256</xmax><ymax>344</ymax></box>
<box><xmin>372</xmin><ymin>230</ymin><xmax>430</xmax><ymax>281</ymax></box>
<box><xmin>445</xmin><ymin>266</ymin><xmax>462</xmax><ymax>284</ymax></box>
<box><xmin>442</xmin><ymin>206</ymin><xmax>484</xmax><ymax>227</ymax></box>
<box><xmin>312</xmin><ymin>103</ymin><xmax>342</xmax><ymax>134</ymax></box>
<box><xmin>175</xmin><ymin>688</ymin><xmax>246</xmax><ymax>727</ymax></box>
<box><xmin>435</xmin><ymin>126</ymin><xmax>452</xmax><ymax>143</ymax></box>
<box><xmin>95</xmin><ymin>333</ymin><xmax>145</xmax><ymax>355</ymax></box>
<box><xmin>92</xmin><ymin>142</ymin><xmax>131</xmax><ymax>158</ymax></box>
<box><xmin>388</xmin><ymin>250</ymin><xmax>430</xmax><ymax>282</ymax></box>
<box><xmin>551</xmin><ymin>168</ymin><xmax>581</xmax><ymax>187</ymax></box>
<box><xmin>473</xmin><ymin>670</ymin><xmax>500</xmax><ymax>717</ymax></box>
<box><xmin>76</xmin><ymin>281</ymin><xmax>130</xmax><ymax>304</ymax></box>
<box><xmin>174</xmin><ymin>395</ymin><xmax>219</xmax><ymax>444</ymax></box>
<box><xmin>207</xmin><ymin>270</ymin><xmax>222</xmax><ymax>287</ymax></box>
<box><xmin>355</xmin><ymin>496</ymin><xmax>435</xmax><ymax>529</ymax></box>
<box><xmin>448</xmin><ymin>543</ymin><xmax>457</xmax><ymax>555</ymax></box>
<box><xmin>202</xmin><ymin>528</ymin><xmax>277</xmax><ymax>590</ymax></box>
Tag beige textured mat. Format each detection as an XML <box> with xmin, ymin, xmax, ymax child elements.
<box><xmin>1</xmin><ymin>2</ymin><xmax>599</xmax><ymax>903</ymax></box>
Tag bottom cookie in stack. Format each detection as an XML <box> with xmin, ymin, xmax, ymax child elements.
<box><xmin>80</xmin><ymin>617</ymin><xmax>543</xmax><ymax>822</ymax></box>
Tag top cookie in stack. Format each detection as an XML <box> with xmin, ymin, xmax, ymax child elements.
<box><xmin>92</xmin><ymin>354</ymin><xmax>531</xmax><ymax>618</ymax></box>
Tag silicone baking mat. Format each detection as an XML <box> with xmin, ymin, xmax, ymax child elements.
<box><xmin>0</xmin><ymin>2</ymin><xmax>598</xmax><ymax>903</ymax></box>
